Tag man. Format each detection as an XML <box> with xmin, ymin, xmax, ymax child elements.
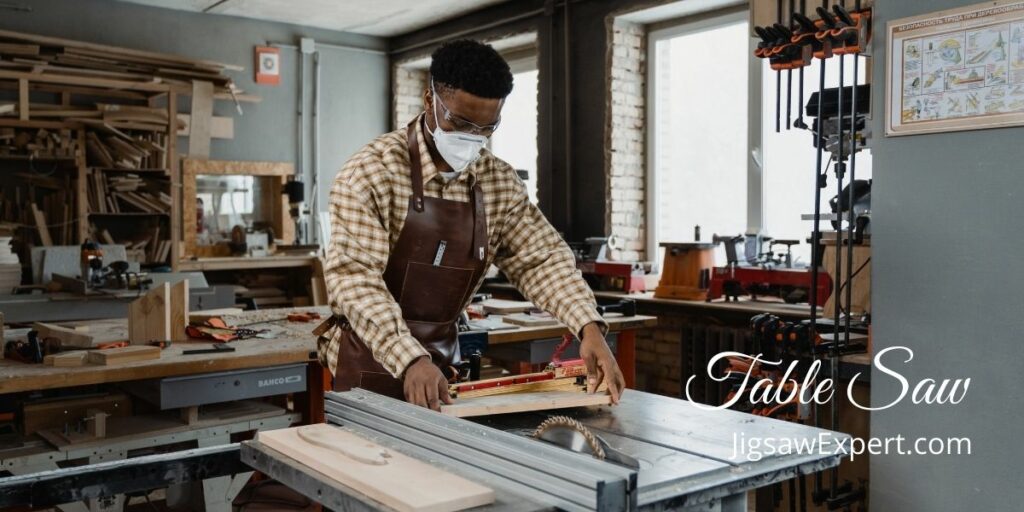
<box><xmin>318</xmin><ymin>39</ymin><xmax>624</xmax><ymax>411</ymax></box>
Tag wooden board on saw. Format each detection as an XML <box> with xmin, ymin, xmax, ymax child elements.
<box><xmin>257</xmin><ymin>424</ymin><xmax>495</xmax><ymax>512</ymax></box>
<box><xmin>37</xmin><ymin>400</ymin><xmax>283</xmax><ymax>451</ymax></box>
<box><xmin>86</xmin><ymin>345</ymin><xmax>160</xmax><ymax>365</ymax></box>
<box><xmin>455</xmin><ymin>377</ymin><xmax>584</xmax><ymax>399</ymax></box>
<box><xmin>479</xmin><ymin>299</ymin><xmax>534</xmax><ymax>315</ymax></box>
<box><xmin>500</xmin><ymin>313</ymin><xmax>560</xmax><ymax>327</ymax></box>
<box><xmin>441</xmin><ymin>390</ymin><xmax>612</xmax><ymax>418</ymax></box>
<box><xmin>23</xmin><ymin>392</ymin><xmax>131</xmax><ymax>436</ymax></box>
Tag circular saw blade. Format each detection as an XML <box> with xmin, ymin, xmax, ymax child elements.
<box><xmin>531</xmin><ymin>415</ymin><xmax>606</xmax><ymax>460</ymax></box>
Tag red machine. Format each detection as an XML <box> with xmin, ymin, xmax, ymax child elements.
<box><xmin>706</xmin><ymin>265</ymin><xmax>832</xmax><ymax>305</ymax></box>
<box><xmin>571</xmin><ymin>237</ymin><xmax>646</xmax><ymax>294</ymax></box>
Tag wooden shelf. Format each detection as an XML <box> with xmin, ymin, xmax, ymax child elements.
<box><xmin>0</xmin><ymin>155</ymin><xmax>77</xmax><ymax>162</ymax></box>
<box><xmin>93</xmin><ymin>168</ymin><xmax>169</xmax><ymax>174</ymax></box>
<box><xmin>89</xmin><ymin>212</ymin><xmax>169</xmax><ymax>217</ymax></box>
<box><xmin>178</xmin><ymin>255</ymin><xmax>316</xmax><ymax>272</ymax></box>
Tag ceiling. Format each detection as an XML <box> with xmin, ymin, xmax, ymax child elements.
<box><xmin>116</xmin><ymin>0</ymin><xmax>508</xmax><ymax>37</ymax></box>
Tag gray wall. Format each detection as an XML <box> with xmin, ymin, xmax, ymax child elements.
<box><xmin>870</xmin><ymin>0</ymin><xmax>1024</xmax><ymax>510</ymax></box>
<box><xmin>1</xmin><ymin>0</ymin><xmax>390</xmax><ymax>232</ymax></box>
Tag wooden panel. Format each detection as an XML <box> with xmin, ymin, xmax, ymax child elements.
<box><xmin>169</xmin><ymin>279</ymin><xmax>189</xmax><ymax>341</ymax></box>
<box><xmin>187</xmin><ymin>80</ymin><xmax>213</xmax><ymax>158</ymax></box>
<box><xmin>87</xmin><ymin>345</ymin><xmax>160</xmax><ymax>365</ymax></box>
<box><xmin>501</xmin><ymin>313</ymin><xmax>559</xmax><ymax>327</ymax></box>
<box><xmin>441</xmin><ymin>390</ymin><xmax>612</xmax><ymax>418</ymax></box>
<box><xmin>480</xmin><ymin>299</ymin><xmax>534</xmax><ymax>315</ymax></box>
<box><xmin>30</xmin><ymin>203</ymin><xmax>52</xmax><ymax>246</ymax></box>
<box><xmin>257</xmin><ymin>424</ymin><xmax>495</xmax><ymax>512</ymax></box>
<box><xmin>128</xmin><ymin>282</ymin><xmax>171</xmax><ymax>344</ymax></box>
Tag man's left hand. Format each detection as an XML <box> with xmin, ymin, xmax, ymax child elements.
<box><xmin>579</xmin><ymin>322</ymin><xmax>625</xmax><ymax>404</ymax></box>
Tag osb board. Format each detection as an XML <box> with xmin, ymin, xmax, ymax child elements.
<box><xmin>440</xmin><ymin>390</ymin><xmax>612</xmax><ymax>418</ymax></box>
<box><xmin>257</xmin><ymin>424</ymin><xmax>495</xmax><ymax>512</ymax></box>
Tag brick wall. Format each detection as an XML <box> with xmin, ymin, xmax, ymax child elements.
<box><xmin>605</xmin><ymin>19</ymin><xmax>647</xmax><ymax>262</ymax></box>
<box><xmin>634</xmin><ymin>313</ymin><xmax>685</xmax><ymax>397</ymax></box>
<box><xmin>393</xmin><ymin>66</ymin><xmax>428</xmax><ymax>130</ymax></box>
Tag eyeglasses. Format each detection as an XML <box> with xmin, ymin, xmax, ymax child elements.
<box><xmin>432</xmin><ymin>82</ymin><xmax>502</xmax><ymax>136</ymax></box>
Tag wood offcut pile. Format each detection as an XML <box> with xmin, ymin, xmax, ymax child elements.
<box><xmin>0</xmin><ymin>127</ymin><xmax>78</xmax><ymax>158</ymax></box>
<box><xmin>88</xmin><ymin>170</ymin><xmax>170</xmax><ymax>214</ymax></box>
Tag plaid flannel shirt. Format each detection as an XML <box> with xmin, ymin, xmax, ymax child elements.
<box><xmin>319</xmin><ymin>114</ymin><xmax>605</xmax><ymax>377</ymax></box>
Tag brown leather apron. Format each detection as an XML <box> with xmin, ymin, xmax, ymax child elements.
<box><xmin>329</xmin><ymin>119</ymin><xmax>488</xmax><ymax>399</ymax></box>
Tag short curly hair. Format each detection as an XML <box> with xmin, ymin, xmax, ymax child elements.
<box><xmin>430</xmin><ymin>39</ymin><xmax>513</xmax><ymax>99</ymax></box>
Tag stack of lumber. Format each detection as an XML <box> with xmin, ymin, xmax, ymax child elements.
<box><xmin>93</xmin><ymin>226</ymin><xmax>170</xmax><ymax>265</ymax></box>
<box><xmin>0</xmin><ymin>28</ymin><xmax>246</xmax><ymax>101</ymax></box>
<box><xmin>0</xmin><ymin>127</ymin><xmax>78</xmax><ymax>158</ymax></box>
<box><xmin>87</xmin><ymin>170</ymin><xmax>170</xmax><ymax>213</ymax></box>
<box><xmin>0</xmin><ymin>235</ymin><xmax>19</xmax><ymax>294</ymax></box>
<box><xmin>84</xmin><ymin>125</ymin><xmax>167</xmax><ymax>169</ymax></box>
<box><xmin>0</xmin><ymin>180</ymin><xmax>76</xmax><ymax>247</ymax></box>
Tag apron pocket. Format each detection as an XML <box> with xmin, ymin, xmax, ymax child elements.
<box><xmin>399</xmin><ymin>261</ymin><xmax>474</xmax><ymax>323</ymax></box>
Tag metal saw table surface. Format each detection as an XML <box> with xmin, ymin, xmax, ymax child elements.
<box><xmin>244</xmin><ymin>389</ymin><xmax>849</xmax><ymax>512</ymax></box>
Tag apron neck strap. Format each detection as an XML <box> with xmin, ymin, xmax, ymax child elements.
<box><xmin>406</xmin><ymin>120</ymin><xmax>425</xmax><ymax>212</ymax></box>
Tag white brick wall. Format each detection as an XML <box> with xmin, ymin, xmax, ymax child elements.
<box><xmin>393</xmin><ymin>66</ymin><xmax>428</xmax><ymax>130</ymax></box>
<box><xmin>605</xmin><ymin>20</ymin><xmax>647</xmax><ymax>261</ymax></box>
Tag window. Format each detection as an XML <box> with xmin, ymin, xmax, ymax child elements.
<box><xmin>760</xmin><ymin>57</ymin><xmax>872</xmax><ymax>265</ymax></box>
<box><xmin>490</xmin><ymin>66</ymin><xmax>539</xmax><ymax>203</ymax></box>
<box><xmin>646</xmin><ymin>10</ymin><xmax>873</xmax><ymax>267</ymax></box>
<box><xmin>648</xmin><ymin>13</ymin><xmax>750</xmax><ymax>258</ymax></box>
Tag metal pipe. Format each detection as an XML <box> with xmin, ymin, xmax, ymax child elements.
<box><xmin>267</xmin><ymin>41</ymin><xmax>385</xmax><ymax>56</ymax></box>
<box><xmin>830</xmin><ymin>50</ymin><xmax>845</xmax><ymax>499</ymax></box>
<box><xmin>297</xmin><ymin>49</ymin><xmax>306</xmax><ymax>243</ymax></box>
<box><xmin>311</xmin><ymin>51</ymin><xmax>321</xmax><ymax>245</ymax></box>
<box><xmin>810</xmin><ymin>4</ymin><xmax>828</xmax><ymax>499</ymax></box>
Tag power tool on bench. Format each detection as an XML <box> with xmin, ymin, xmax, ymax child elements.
<box><xmin>569</xmin><ymin>236</ymin><xmax>647</xmax><ymax>294</ymax></box>
<box><xmin>706</xmin><ymin>234</ymin><xmax>832</xmax><ymax>305</ymax></box>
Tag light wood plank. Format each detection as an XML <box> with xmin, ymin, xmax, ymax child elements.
<box><xmin>87</xmin><ymin>345</ymin><xmax>160</xmax><ymax>365</ymax></box>
<box><xmin>188</xmin><ymin>80</ymin><xmax>213</xmax><ymax>158</ymax></box>
<box><xmin>501</xmin><ymin>313</ymin><xmax>559</xmax><ymax>327</ymax></box>
<box><xmin>257</xmin><ymin>424</ymin><xmax>495</xmax><ymax>512</ymax></box>
<box><xmin>18</xmin><ymin>78</ymin><xmax>28</xmax><ymax>120</ymax></box>
<box><xmin>441</xmin><ymin>390</ymin><xmax>612</xmax><ymax>418</ymax></box>
<box><xmin>30</xmin><ymin>203</ymin><xmax>51</xmax><ymax>246</ymax></box>
<box><xmin>44</xmin><ymin>351</ymin><xmax>89</xmax><ymax>367</ymax></box>
<box><xmin>169</xmin><ymin>279</ymin><xmax>188</xmax><ymax>341</ymax></box>
<box><xmin>128</xmin><ymin>282</ymin><xmax>171</xmax><ymax>344</ymax></box>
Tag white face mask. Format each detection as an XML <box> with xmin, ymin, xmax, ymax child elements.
<box><xmin>430</xmin><ymin>84</ymin><xmax>490</xmax><ymax>173</ymax></box>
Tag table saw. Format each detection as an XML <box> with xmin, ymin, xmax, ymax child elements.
<box><xmin>243</xmin><ymin>389</ymin><xmax>850</xmax><ymax>512</ymax></box>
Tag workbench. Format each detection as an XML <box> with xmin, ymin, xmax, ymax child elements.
<box><xmin>243</xmin><ymin>389</ymin><xmax>851</xmax><ymax>512</ymax></box>
<box><xmin>0</xmin><ymin>305</ymin><xmax>657</xmax><ymax>510</ymax></box>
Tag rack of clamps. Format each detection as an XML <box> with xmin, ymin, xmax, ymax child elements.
<box><xmin>753</xmin><ymin>1</ymin><xmax>871</xmax><ymax>511</ymax></box>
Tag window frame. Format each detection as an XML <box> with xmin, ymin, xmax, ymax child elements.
<box><xmin>644</xmin><ymin>9</ymin><xmax>762</xmax><ymax>259</ymax></box>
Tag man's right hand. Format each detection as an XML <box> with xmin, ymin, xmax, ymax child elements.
<box><xmin>403</xmin><ymin>356</ymin><xmax>453</xmax><ymax>411</ymax></box>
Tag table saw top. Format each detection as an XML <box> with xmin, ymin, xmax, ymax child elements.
<box><xmin>244</xmin><ymin>389</ymin><xmax>849</xmax><ymax>512</ymax></box>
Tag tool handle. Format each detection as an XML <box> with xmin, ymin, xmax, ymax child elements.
<box><xmin>816</xmin><ymin>6</ymin><xmax>838</xmax><ymax>28</ymax></box>
<box><xmin>793</xmin><ymin>12</ymin><xmax>818</xmax><ymax>33</ymax></box>
<box><xmin>832</xmin><ymin>4</ymin><xmax>856</xmax><ymax>26</ymax></box>
<box><xmin>773</xmin><ymin>23</ymin><xmax>794</xmax><ymax>39</ymax></box>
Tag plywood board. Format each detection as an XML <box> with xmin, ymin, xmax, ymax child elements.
<box><xmin>480</xmin><ymin>299</ymin><xmax>535</xmax><ymax>315</ymax></box>
<box><xmin>501</xmin><ymin>313</ymin><xmax>560</xmax><ymax>327</ymax></box>
<box><xmin>257</xmin><ymin>424</ymin><xmax>495</xmax><ymax>512</ymax></box>
<box><xmin>86</xmin><ymin>345</ymin><xmax>160</xmax><ymax>365</ymax></box>
<box><xmin>441</xmin><ymin>390</ymin><xmax>612</xmax><ymax>418</ymax></box>
<box><xmin>127</xmin><ymin>282</ymin><xmax>171</xmax><ymax>344</ymax></box>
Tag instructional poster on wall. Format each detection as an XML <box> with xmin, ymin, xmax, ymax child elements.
<box><xmin>886</xmin><ymin>0</ymin><xmax>1024</xmax><ymax>136</ymax></box>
